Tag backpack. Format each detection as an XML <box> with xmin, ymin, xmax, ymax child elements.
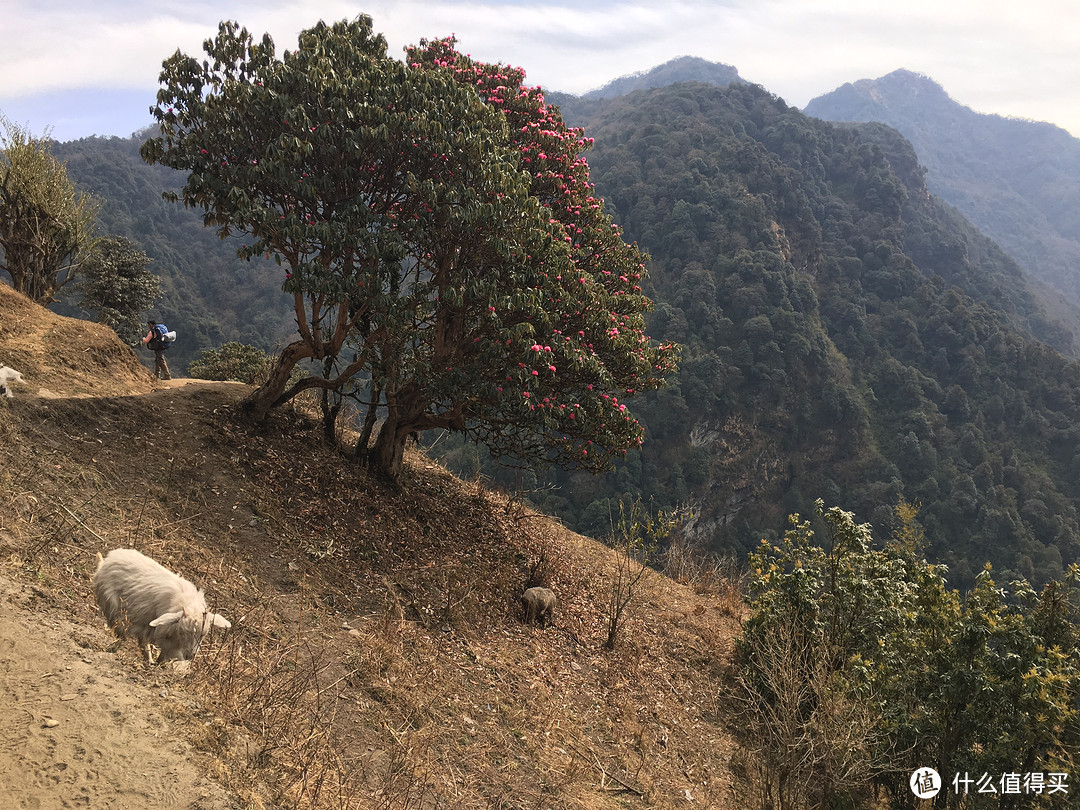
<box><xmin>150</xmin><ymin>323</ymin><xmax>176</xmax><ymax>350</ymax></box>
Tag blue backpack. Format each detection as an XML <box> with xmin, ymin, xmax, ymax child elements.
<box><xmin>150</xmin><ymin>323</ymin><xmax>174</xmax><ymax>350</ymax></box>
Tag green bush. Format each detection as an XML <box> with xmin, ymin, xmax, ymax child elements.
<box><xmin>187</xmin><ymin>342</ymin><xmax>273</xmax><ymax>384</ymax></box>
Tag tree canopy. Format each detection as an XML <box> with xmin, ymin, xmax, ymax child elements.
<box><xmin>739</xmin><ymin>502</ymin><xmax>1079</xmax><ymax>809</ymax></box>
<box><xmin>140</xmin><ymin>16</ymin><xmax>676</xmax><ymax>479</ymax></box>
<box><xmin>0</xmin><ymin>119</ymin><xmax>100</xmax><ymax>304</ymax></box>
<box><xmin>74</xmin><ymin>235</ymin><xmax>160</xmax><ymax>344</ymax></box>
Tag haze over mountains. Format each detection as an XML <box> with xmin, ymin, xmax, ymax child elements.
<box><xmin>806</xmin><ymin>69</ymin><xmax>1080</xmax><ymax>342</ymax></box>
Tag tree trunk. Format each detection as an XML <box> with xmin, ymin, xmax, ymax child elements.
<box><xmin>354</xmin><ymin>378</ymin><xmax>382</xmax><ymax>460</ymax></box>
<box><xmin>319</xmin><ymin>356</ymin><xmax>341</xmax><ymax>444</ymax></box>
<box><xmin>366</xmin><ymin>385</ymin><xmax>426</xmax><ymax>480</ymax></box>
<box><xmin>368</xmin><ymin>416</ymin><xmax>410</xmax><ymax>480</ymax></box>
<box><xmin>240</xmin><ymin>340</ymin><xmax>312</xmax><ymax>420</ymax></box>
<box><xmin>320</xmin><ymin>390</ymin><xmax>340</xmax><ymax>444</ymax></box>
<box><xmin>364</xmin><ymin>382</ymin><xmax>465</xmax><ymax>480</ymax></box>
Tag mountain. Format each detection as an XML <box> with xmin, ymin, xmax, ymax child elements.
<box><xmin>451</xmin><ymin>80</ymin><xmax>1080</xmax><ymax>590</ymax></box>
<box><xmin>40</xmin><ymin>69</ymin><xmax>1080</xmax><ymax>591</ymax></box>
<box><xmin>805</xmin><ymin>69</ymin><xmax>1080</xmax><ymax>341</ymax></box>
<box><xmin>548</xmin><ymin>56</ymin><xmax>743</xmax><ymax>124</ymax></box>
<box><xmin>582</xmin><ymin>56</ymin><xmax>744</xmax><ymax>100</ymax></box>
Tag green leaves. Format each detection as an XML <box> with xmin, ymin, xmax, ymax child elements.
<box><xmin>740</xmin><ymin>501</ymin><xmax>1080</xmax><ymax>808</ymax></box>
<box><xmin>140</xmin><ymin>17</ymin><xmax>676</xmax><ymax>478</ymax></box>
<box><xmin>0</xmin><ymin>118</ymin><xmax>101</xmax><ymax>304</ymax></box>
<box><xmin>74</xmin><ymin>235</ymin><xmax>160</xmax><ymax>344</ymax></box>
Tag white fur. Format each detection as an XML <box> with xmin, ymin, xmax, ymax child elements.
<box><xmin>0</xmin><ymin>365</ymin><xmax>23</xmax><ymax>398</ymax></box>
<box><xmin>92</xmin><ymin>548</ymin><xmax>231</xmax><ymax>662</ymax></box>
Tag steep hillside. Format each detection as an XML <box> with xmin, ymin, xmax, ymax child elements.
<box><xmin>0</xmin><ymin>283</ymin><xmax>744</xmax><ymax>809</ymax></box>
<box><xmin>36</xmin><ymin>67</ymin><xmax>1080</xmax><ymax>593</ymax></box>
<box><xmin>474</xmin><ymin>81</ymin><xmax>1080</xmax><ymax>589</ymax></box>
<box><xmin>805</xmin><ymin>69</ymin><xmax>1080</xmax><ymax>337</ymax></box>
<box><xmin>51</xmin><ymin>134</ymin><xmax>297</xmax><ymax>373</ymax></box>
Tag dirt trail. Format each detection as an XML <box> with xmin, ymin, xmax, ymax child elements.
<box><xmin>0</xmin><ymin>573</ymin><xmax>238</xmax><ymax>810</ymax></box>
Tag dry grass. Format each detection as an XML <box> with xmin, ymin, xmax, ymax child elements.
<box><xmin>0</xmin><ymin>284</ymin><xmax>748</xmax><ymax>809</ymax></box>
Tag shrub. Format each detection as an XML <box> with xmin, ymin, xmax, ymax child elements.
<box><xmin>187</xmin><ymin>342</ymin><xmax>274</xmax><ymax>384</ymax></box>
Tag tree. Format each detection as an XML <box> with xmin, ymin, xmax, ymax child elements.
<box><xmin>74</xmin><ymin>235</ymin><xmax>161</xmax><ymax>344</ymax></box>
<box><xmin>187</xmin><ymin>342</ymin><xmax>275</xmax><ymax>384</ymax></box>
<box><xmin>738</xmin><ymin>503</ymin><xmax>906</xmax><ymax>809</ymax></box>
<box><xmin>141</xmin><ymin>17</ymin><xmax>677</xmax><ymax>479</ymax></box>
<box><xmin>0</xmin><ymin>118</ymin><xmax>100</xmax><ymax>303</ymax></box>
<box><xmin>405</xmin><ymin>36</ymin><xmax>678</xmax><ymax>449</ymax></box>
<box><xmin>738</xmin><ymin>501</ymin><xmax>1080</xmax><ymax>810</ymax></box>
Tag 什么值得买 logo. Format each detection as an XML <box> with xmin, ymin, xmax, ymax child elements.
<box><xmin>910</xmin><ymin>768</ymin><xmax>942</xmax><ymax>799</ymax></box>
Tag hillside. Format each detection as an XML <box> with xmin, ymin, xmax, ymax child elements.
<box><xmin>40</xmin><ymin>67</ymin><xmax>1080</xmax><ymax>595</ymax></box>
<box><xmin>805</xmin><ymin>69</ymin><xmax>1080</xmax><ymax>338</ymax></box>
<box><xmin>51</xmin><ymin>134</ymin><xmax>297</xmax><ymax>372</ymax></box>
<box><xmin>477</xmin><ymin>81</ymin><xmax>1080</xmax><ymax>590</ymax></box>
<box><xmin>0</xmin><ymin>282</ymin><xmax>744</xmax><ymax>809</ymax></box>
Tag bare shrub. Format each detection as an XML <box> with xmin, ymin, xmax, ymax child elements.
<box><xmin>603</xmin><ymin>499</ymin><xmax>688</xmax><ymax>650</ymax></box>
<box><xmin>733</xmin><ymin>620</ymin><xmax>884</xmax><ymax>810</ymax></box>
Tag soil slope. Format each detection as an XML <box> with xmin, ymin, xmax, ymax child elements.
<box><xmin>0</xmin><ymin>282</ymin><xmax>745</xmax><ymax>809</ymax></box>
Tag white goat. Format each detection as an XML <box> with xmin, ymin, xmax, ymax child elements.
<box><xmin>92</xmin><ymin>548</ymin><xmax>231</xmax><ymax>663</ymax></box>
<box><xmin>0</xmin><ymin>364</ymin><xmax>24</xmax><ymax>398</ymax></box>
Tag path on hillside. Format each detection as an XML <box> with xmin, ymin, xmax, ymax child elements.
<box><xmin>0</xmin><ymin>574</ymin><xmax>239</xmax><ymax>810</ymax></box>
<box><xmin>0</xmin><ymin>377</ymin><xmax>246</xmax><ymax>809</ymax></box>
<box><xmin>0</xmin><ymin>279</ymin><xmax>258</xmax><ymax>808</ymax></box>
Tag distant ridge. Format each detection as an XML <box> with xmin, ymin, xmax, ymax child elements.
<box><xmin>806</xmin><ymin>69</ymin><xmax>1080</xmax><ymax>337</ymax></box>
<box><xmin>580</xmin><ymin>56</ymin><xmax>744</xmax><ymax>100</ymax></box>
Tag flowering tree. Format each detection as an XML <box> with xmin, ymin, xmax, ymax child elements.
<box><xmin>406</xmin><ymin>38</ymin><xmax>679</xmax><ymax>464</ymax></box>
<box><xmin>142</xmin><ymin>17</ymin><xmax>676</xmax><ymax>479</ymax></box>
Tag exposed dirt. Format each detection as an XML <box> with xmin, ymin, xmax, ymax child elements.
<box><xmin>0</xmin><ymin>282</ymin><xmax>747</xmax><ymax>810</ymax></box>
<box><xmin>0</xmin><ymin>574</ymin><xmax>237</xmax><ymax>810</ymax></box>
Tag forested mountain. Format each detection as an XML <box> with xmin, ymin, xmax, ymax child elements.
<box><xmin>805</xmin><ymin>69</ymin><xmax>1080</xmax><ymax>341</ymax></box>
<box><xmin>45</xmin><ymin>77</ymin><xmax>1080</xmax><ymax>591</ymax></box>
<box><xmin>51</xmin><ymin>134</ymin><xmax>295</xmax><ymax>370</ymax></box>
<box><xmin>583</xmin><ymin>55</ymin><xmax>743</xmax><ymax>100</ymax></box>
<box><xmin>548</xmin><ymin>56</ymin><xmax>743</xmax><ymax>129</ymax></box>
<box><xmin>445</xmin><ymin>80</ymin><xmax>1080</xmax><ymax>589</ymax></box>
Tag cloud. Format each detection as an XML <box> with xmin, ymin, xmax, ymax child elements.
<box><xmin>1</xmin><ymin>0</ymin><xmax>1077</xmax><ymax>140</ymax></box>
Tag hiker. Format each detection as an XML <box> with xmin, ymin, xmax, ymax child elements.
<box><xmin>142</xmin><ymin>320</ymin><xmax>172</xmax><ymax>380</ymax></box>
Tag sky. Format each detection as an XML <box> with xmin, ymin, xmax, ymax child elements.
<box><xmin>1</xmin><ymin>0</ymin><xmax>1078</xmax><ymax>142</ymax></box>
